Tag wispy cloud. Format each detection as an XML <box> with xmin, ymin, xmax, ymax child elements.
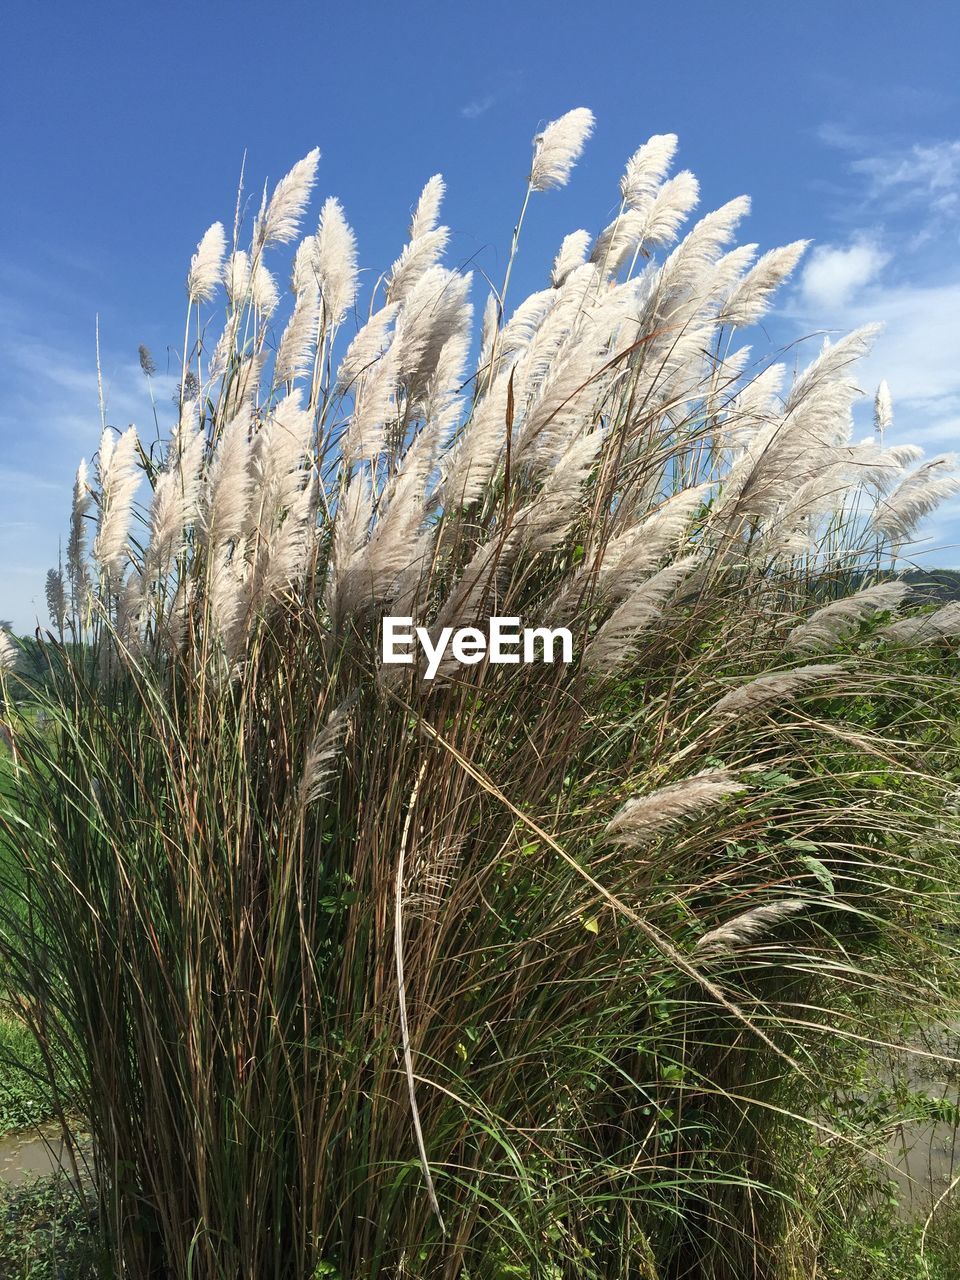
<box><xmin>852</xmin><ymin>139</ymin><xmax>960</xmax><ymax>205</ymax></box>
<box><xmin>818</xmin><ymin>126</ymin><xmax>960</xmax><ymax>248</ymax></box>
<box><xmin>460</xmin><ymin>93</ymin><xmax>497</xmax><ymax>121</ymax></box>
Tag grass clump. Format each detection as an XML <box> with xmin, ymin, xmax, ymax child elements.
<box><xmin>0</xmin><ymin>110</ymin><xmax>958</xmax><ymax>1278</ymax></box>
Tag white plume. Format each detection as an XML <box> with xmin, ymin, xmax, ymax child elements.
<box><xmin>144</xmin><ymin>415</ymin><xmax>207</xmax><ymax>577</ymax></box>
<box><xmin>275</xmin><ymin>286</ymin><xmax>321</xmax><ymax>385</ymax></box>
<box><xmin>256</xmin><ymin>148</ymin><xmax>320</xmax><ymax>246</ymax></box>
<box><xmin>0</xmin><ymin>629</ymin><xmax>17</xmax><ymax>674</ymax></box>
<box><xmin>881</xmin><ymin>601</ymin><xmax>960</xmax><ymax>646</ymax></box>
<box><xmin>585</xmin><ymin>556</ymin><xmax>699</xmax><ymax>672</ymax></box>
<box><xmin>633</xmin><ymin>171</ymin><xmax>700</xmax><ymax>251</ymax></box>
<box><xmin>786</xmin><ymin>582</ymin><xmax>910</xmax><ymax>652</ymax></box>
<box><xmin>409</xmin><ymin>174</ymin><xmax>445</xmax><ymax>240</ymax></box>
<box><xmin>201</xmin><ymin>409</ymin><xmax>253</xmax><ymax>550</ymax></box>
<box><xmin>250</xmin><ymin>258</ymin><xmax>279</xmax><ymax>316</ymax></box>
<box><xmin>337</xmin><ymin>306</ymin><xmax>398</xmax><ymax>392</ymax></box>
<box><xmin>68</xmin><ymin>459</ymin><xmax>91</xmax><ymax>603</ymax></box>
<box><xmin>620</xmin><ymin>134</ymin><xmax>678</xmax><ymax>209</ymax></box>
<box><xmin>529</xmin><ymin>108</ymin><xmax>595</xmax><ymax>191</ymax></box>
<box><xmin>607</xmin><ymin>769</ymin><xmax>745</xmax><ymax>847</ymax></box>
<box><xmin>46</xmin><ymin>568</ymin><xmax>67</xmax><ymax>631</ymax></box>
<box><xmin>719</xmin><ymin>241</ymin><xmax>809</xmax><ymax>327</ymax></box>
<box><xmin>93</xmin><ymin>427</ymin><xmax>141</xmax><ymax>578</ymax></box>
<box><xmin>224</xmin><ymin>251</ymin><xmax>252</xmax><ymax>307</ymax></box>
<box><xmin>315</xmin><ymin>197</ymin><xmax>359</xmax><ymax>325</ymax></box>
<box><xmin>551</xmin><ymin>230</ymin><xmax>591</xmax><ymax>287</ymax></box>
<box><xmin>187</xmin><ymin>223</ymin><xmax>226</xmax><ymax>303</ymax></box>
<box><xmin>709</xmin><ymin>664</ymin><xmax>847</xmax><ymax>719</ymax></box>
<box><xmin>871</xmin><ymin>455</ymin><xmax>960</xmax><ymax>542</ymax></box>
<box><xmin>695</xmin><ymin>900</ymin><xmax>806</xmax><ymax>956</ymax></box>
<box><xmin>874</xmin><ymin>380</ymin><xmax>893</xmax><ymax>437</ymax></box>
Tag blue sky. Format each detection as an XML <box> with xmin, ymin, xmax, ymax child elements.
<box><xmin>1</xmin><ymin>0</ymin><xmax>958</xmax><ymax>632</ymax></box>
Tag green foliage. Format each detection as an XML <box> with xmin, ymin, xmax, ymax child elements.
<box><xmin>0</xmin><ymin>1018</ymin><xmax>54</xmax><ymax>1135</ymax></box>
<box><xmin>804</xmin><ymin>1144</ymin><xmax>960</xmax><ymax>1280</ymax></box>
<box><xmin>0</xmin><ymin>1178</ymin><xmax>101</xmax><ymax>1279</ymax></box>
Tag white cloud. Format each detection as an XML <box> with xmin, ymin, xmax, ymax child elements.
<box><xmin>853</xmin><ymin>140</ymin><xmax>960</xmax><ymax>204</ymax></box>
<box><xmin>838</xmin><ymin>282</ymin><xmax>960</xmax><ymax>410</ymax></box>
<box><xmin>461</xmin><ymin>94</ymin><xmax>496</xmax><ymax>120</ymax></box>
<box><xmin>800</xmin><ymin>235</ymin><xmax>890</xmax><ymax>310</ymax></box>
<box><xmin>819</xmin><ymin>130</ymin><xmax>960</xmax><ymax>249</ymax></box>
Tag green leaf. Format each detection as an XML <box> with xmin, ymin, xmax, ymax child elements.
<box><xmin>800</xmin><ymin>854</ymin><xmax>835</xmax><ymax>896</ymax></box>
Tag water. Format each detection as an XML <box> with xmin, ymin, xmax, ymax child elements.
<box><xmin>0</xmin><ymin>1122</ymin><xmax>76</xmax><ymax>1187</ymax></box>
<box><xmin>0</xmin><ymin>1107</ymin><xmax>954</xmax><ymax>1205</ymax></box>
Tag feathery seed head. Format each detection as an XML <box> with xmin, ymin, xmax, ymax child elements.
<box><xmin>315</xmin><ymin>197</ymin><xmax>359</xmax><ymax>324</ymax></box>
<box><xmin>255</xmin><ymin>147</ymin><xmax>320</xmax><ymax>246</ymax></box>
<box><xmin>719</xmin><ymin>240</ymin><xmax>809</xmax><ymax>327</ymax></box>
<box><xmin>710</xmin><ymin>664</ymin><xmax>848</xmax><ymax>719</ymax></box>
<box><xmin>786</xmin><ymin>582</ymin><xmax>910</xmax><ymax>652</ymax></box>
<box><xmin>0</xmin><ymin>628</ymin><xmax>17</xmax><ymax>675</ymax></box>
<box><xmin>881</xmin><ymin>600</ymin><xmax>960</xmax><ymax>646</ymax></box>
<box><xmin>409</xmin><ymin>174</ymin><xmax>445</xmax><ymax>240</ymax></box>
<box><xmin>530</xmin><ymin>108</ymin><xmax>595</xmax><ymax>191</ymax></box>
<box><xmin>551</xmin><ymin>230</ymin><xmax>591</xmax><ymax>287</ymax></box>
<box><xmin>619</xmin><ymin>133</ymin><xmax>678</xmax><ymax>209</ymax></box>
<box><xmin>67</xmin><ymin>459</ymin><xmax>91</xmax><ymax>595</ymax></box>
<box><xmin>874</xmin><ymin>379</ymin><xmax>893</xmax><ymax>437</ymax></box>
<box><xmin>186</xmin><ymin>222</ymin><xmax>226</xmax><ymax>303</ymax></box>
<box><xmin>93</xmin><ymin>426</ymin><xmax>142</xmax><ymax>578</ymax></box>
<box><xmin>607</xmin><ymin>770</ymin><xmax>745</xmax><ymax>847</ymax></box>
<box><xmin>138</xmin><ymin>344</ymin><xmax>156</xmax><ymax>377</ymax></box>
<box><xmin>224</xmin><ymin>250</ymin><xmax>252</xmax><ymax>307</ymax></box>
<box><xmin>872</xmin><ymin>454</ymin><xmax>960</xmax><ymax>542</ymax></box>
<box><xmin>45</xmin><ymin>568</ymin><xmax>67</xmax><ymax>631</ymax></box>
<box><xmin>696</xmin><ymin>900</ymin><xmax>806</xmax><ymax>957</ymax></box>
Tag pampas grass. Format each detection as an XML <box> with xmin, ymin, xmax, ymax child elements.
<box><xmin>91</xmin><ymin>425</ymin><xmax>141</xmax><ymax>578</ymax></box>
<box><xmin>785</xmin><ymin>581</ymin><xmax>911</xmax><ymax>652</ymax></box>
<box><xmin>255</xmin><ymin>146</ymin><xmax>321</xmax><ymax>247</ymax></box>
<box><xmin>0</xmin><ymin>630</ymin><xmax>16</xmax><ymax>675</ymax></box>
<box><xmin>529</xmin><ymin>107</ymin><xmax>595</xmax><ymax>191</ymax></box>
<box><xmin>314</xmin><ymin>196</ymin><xmax>359</xmax><ymax>321</ymax></box>
<box><xmin>694</xmin><ymin>899</ymin><xmax>807</xmax><ymax>957</ymax></box>
<box><xmin>708</xmin><ymin>663</ymin><xmax>849</xmax><ymax>719</ymax></box>
<box><xmin>872</xmin><ymin>454</ymin><xmax>960</xmax><ymax>541</ymax></box>
<box><xmin>187</xmin><ymin>222</ymin><xmax>227</xmax><ymax>304</ymax></box>
<box><xmin>606</xmin><ymin>770</ymin><xmax>746</xmax><ymax>846</ymax></box>
<box><xmin>2</xmin><ymin>112</ymin><xmax>959</xmax><ymax>1280</ymax></box>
